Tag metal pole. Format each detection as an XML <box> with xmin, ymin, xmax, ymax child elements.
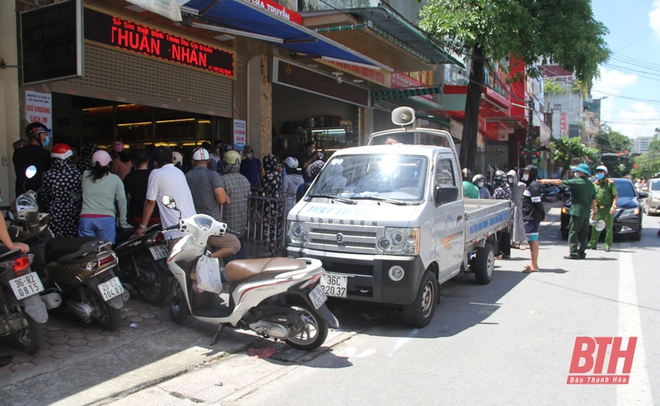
<box><xmin>526</xmin><ymin>99</ymin><xmax>534</xmax><ymax>167</ymax></box>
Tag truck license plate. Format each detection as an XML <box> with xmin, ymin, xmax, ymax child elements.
<box><xmin>98</xmin><ymin>277</ymin><xmax>125</xmax><ymax>301</ymax></box>
<box><xmin>9</xmin><ymin>273</ymin><xmax>44</xmax><ymax>300</ymax></box>
<box><xmin>309</xmin><ymin>284</ymin><xmax>327</xmax><ymax>310</ymax></box>
<box><xmin>320</xmin><ymin>273</ymin><xmax>347</xmax><ymax>298</ymax></box>
<box><xmin>149</xmin><ymin>245</ymin><xmax>169</xmax><ymax>260</ymax></box>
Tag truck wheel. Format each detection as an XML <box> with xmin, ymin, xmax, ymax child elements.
<box><xmin>474</xmin><ymin>243</ymin><xmax>494</xmax><ymax>285</ymax></box>
<box><xmin>404</xmin><ymin>270</ymin><xmax>437</xmax><ymax>328</ymax></box>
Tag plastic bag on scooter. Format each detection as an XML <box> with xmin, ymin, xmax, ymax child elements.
<box><xmin>195</xmin><ymin>255</ymin><xmax>223</xmax><ymax>294</ymax></box>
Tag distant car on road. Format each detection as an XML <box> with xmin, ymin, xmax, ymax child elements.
<box><xmin>644</xmin><ymin>178</ymin><xmax>660</xmax><ymax>215</ymax></box>
<box><xmin>560</xmin><ymin>178</ymin><xmax>648</xmax><ymax>240</ymax></box>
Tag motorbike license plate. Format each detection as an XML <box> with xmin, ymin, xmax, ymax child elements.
<box><xmin>149</xmin><ymin>244</ymin><xmax>169</xmax><ymax>260</ymax></box>
<box><xmin>9</xmin><ymin>273</ymin><xmax>44</xmax><ymax>300</ymax></box>
<box><xmin>98</xmin><ymin>277</ymin><xmax>125</xmax><ymax>302</ymax></box>
<box><xmin>309</xmin><ymin>284</ymin><xmax>327</xmax><ymax>310</ymax></box>
<box><xmin>320</xmin><ymin>273</ymin><xmax>348</xmax><ymax>298</ymax></box>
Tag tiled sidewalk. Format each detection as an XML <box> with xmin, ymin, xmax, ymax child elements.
<box><xmin>0</xmin><ymin>298</ymin><xmax>171</xmax><ymax>379</ymax></box>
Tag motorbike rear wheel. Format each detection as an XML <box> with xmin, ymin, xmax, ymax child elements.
<box><xmin>14</xmin><ymin>313</ymin><xmax>43</xmax><ymax>355</ymax></box>
<box><xmin>134</xmin><ymin>254</ymin><xmax>170</xmax><ymax>305</ymax></box>
<box><xmin>170</xmin><ymin>279</ymin><xmax>189</xmax><ymax>324</ymax></box>
<box><xmin>87</xmin><ymin>286</ymin><xmax>122</xmax><ymax>330</ymax></box>
<box><xmin>284</xmin><ymin>298</ymin><xmax>328</xmax><ymax>351</ymax></box>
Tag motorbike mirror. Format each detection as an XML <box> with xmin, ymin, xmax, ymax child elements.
<box><xmin>161</xmin><ymin>195</ymin><xmax>177</xmax><ymax>210</ymax></box>
<box><xmin>25</xmin><ymin>165</ymin><xmax>37</xmax><ymax>179</ymax></box>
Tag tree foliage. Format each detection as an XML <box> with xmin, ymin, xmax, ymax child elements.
<box><xmin>593</xmin><ymin>126</ymin><xmax>633</xmax><ymax>178</ymax></box>
<box><xmin>418</xmin><ymin>0</ymin><xmax>610</xmax><ymax>171</ymax></box>
<box><xmin>551</xmin><ymin>136</ymin><xmax>599</xmax><ymax>179</ymax></box>
<box><xmin>632</xmin><ymin>139</ymin><xmax>660</xmax><ymax>180</ymax></box>
<box><xmin>544</xmin><ymin>79</ymin><xmax>566</xmax><ymax>96</ymax></box>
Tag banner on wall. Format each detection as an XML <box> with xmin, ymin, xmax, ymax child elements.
<box><xmin>25</xmin><ymin>91</ymin><xmax>52</xmax><ymax>127</ymax></box>
<box><xmin>234</xmin><ymin>120</ymin><xmax>246</xmax><ymax>150</ymax></box>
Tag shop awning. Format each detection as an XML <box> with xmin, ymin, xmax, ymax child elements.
<box><xmin>180</xmin><ymin>0</ymin><xmax>391</xmax><ymax>71</ymax></box>
<box><xmin>303</xmin><ymin>7</ymin><xmax>463</xmax><ymax>72</ymax></box>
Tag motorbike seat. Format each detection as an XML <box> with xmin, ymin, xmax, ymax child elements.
<box><xmin>225</xmin><ymin>257</ymin><xmax>306</xmax><ymax>284</ymax></box>
<box><xmin>45</xmin><ymin>237</ymin><xmax>105</xmax><ymax>263</ymax></box>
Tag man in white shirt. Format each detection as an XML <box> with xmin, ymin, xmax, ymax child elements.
<box><xmin>136</xmin><ymin>146</ymin><xmax>196</xmax><ymax>240</ymax></box>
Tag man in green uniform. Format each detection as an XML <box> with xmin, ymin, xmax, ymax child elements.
<box><xmin>462</xmin><ymin>168</ymin><xmax>479</xmax><ymax>198</ymax></box>
<box><xmin>588</xmin><ymin>165</ymin><xmax>618</xmax><ymax>252</ymax></box>
<box><xmin>539</xmin><ymin>163</ymin><xmax>596</xmax><ymax>259</ymax></box>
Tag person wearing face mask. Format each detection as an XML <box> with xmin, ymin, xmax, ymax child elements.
<box><xmin>521</xmin><ymin>165</ymin><xmax>545</xmax><ymax>272</ymax></box>
<box><xmin>13</xmin><ymin>122</ymin><xmax>53</xmax><ymax>210</ymax></box>
<box><xmin>240</xmin><ymin>145</ymin><xmax>262</xmax><ymax>191</ymax></box>
<box><xmin>472</xmin><ymin>173</ymin><xmax>491</xmax><ymax>199</ymax></box>
<box><xmin>587</xmin><ymin>165</ymin><xmax>618</xmax><ymax>252</ymax></box>
<box><xmin>539</xmin><ymin>163</ymin><xmax>596</xmax><ymax>260</ymax></box>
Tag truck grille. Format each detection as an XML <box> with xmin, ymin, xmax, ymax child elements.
<box><xmin>323</xmin><ymin>261</ymin><xmax>373</xmax><ymax>276</ymax></box>
<box><xmin>311</xmin><ymin>228</ymin><xmax>377</xmax><ymax>237</ymax></box>
<box><xmin>310</xmin><ymin>239</ymin><xmax>375</xmax><ymax>248</ymax></box>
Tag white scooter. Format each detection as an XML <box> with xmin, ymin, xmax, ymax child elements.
<box><xmin>162</xmin><ymin>196</ymin><xmax>338</xmax><ymax>350</ymax></box>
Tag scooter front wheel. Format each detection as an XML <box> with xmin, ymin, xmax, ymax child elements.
<box><xmin>284</xmin><ymin>298</ymin><xmax>328</xmax><ymax>351</ymax></box>
<box><xmin>170</xmin><ymin>279</ymin><xmax>189</xmax><ymax>324</ymax></box>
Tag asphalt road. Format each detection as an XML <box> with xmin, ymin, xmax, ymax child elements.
<box><xmin>111</xmin><ymin>211</ymin><xmax>659</xmax><ymax>406</ymax></box>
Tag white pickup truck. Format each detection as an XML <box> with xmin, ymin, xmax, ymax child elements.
<box><xmin>286</xmin><ymin>107</ymin><xmax>511</xmax><ymax>327</ymax></box>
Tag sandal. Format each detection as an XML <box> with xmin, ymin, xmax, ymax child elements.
<box><xmin>522</xmin><ymin>268</ymin><xmax>539</xmax><ymax>273</ymax></box>
<box><xmin>523</xmin><ymin>265</ymin><xmax>532</xmax><ymax>271</ymax></box>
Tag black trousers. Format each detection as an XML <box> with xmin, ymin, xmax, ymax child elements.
<box><xmin>497</xmin><ymin>230</ymin><xmax>511</xmax><ymax>256</ymax></box>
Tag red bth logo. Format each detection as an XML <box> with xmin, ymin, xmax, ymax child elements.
<box><xmin>567</xmin><ymin>337</ymin><xmax>637</xmax><ymax>384</ymax></box>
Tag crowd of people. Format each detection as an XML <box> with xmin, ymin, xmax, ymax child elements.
<box><xmin>11</xmin><ymin>122</ymin><xmax>325</xmax><ymax>259</ymax></box>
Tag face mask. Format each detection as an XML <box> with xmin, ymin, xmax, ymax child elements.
<box><xmin>596</xmin><ymin>173</ymin><xmax>605</xmax><ymax>180</ymax></box>
<box><xmin>507</xmin><ymin>177</ymin><xmax>514</xmax><ymax>184</ymax></box>
<box><xmin>476</xmin><ymin>181</ymin><xmax>485</xmax><ymax>188</ymax></box>
<box><xmin>246</xmin><ymin>153</ymin><xmax>252</xmax><ymax>159</ymax></box>
<box><xmin>522</xmin><ymin>174</ymin><xmax>529</xmax><ymax>181</ymax></box>
<box><xmin>573</xmin><ymin>172</ymin><xmax>581</xmax><ymax>179</ymax></box>
<box><xmin>42</xmin><ymin>135</ymin><xmax>51</xmax><ymax>147</ymax></box>
<box><xmin>215</xmin><ymin>149</ymin><xmax>220</xmax><ymax>156</ymax></box>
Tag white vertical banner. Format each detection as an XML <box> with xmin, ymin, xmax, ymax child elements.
<box><xmin>233</xmin><ymin>119</ymin><xmax>246</xmax><ymax>150</ymax></box>
<box><xmin>25</xmin><ymin>91</ymin><xmax>52</xmax><ymax>128</ymax></box>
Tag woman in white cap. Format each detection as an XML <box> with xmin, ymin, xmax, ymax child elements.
<box><xmin>79</xmin><ymin>150</ymin><xmax>131</xmax><ymax>243</ymax></box>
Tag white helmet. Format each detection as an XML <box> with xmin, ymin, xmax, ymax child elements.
<box><xmin>283</xmin><ymin>157</ymin><xmax>298</xmax><ymax>168</ymax></box>
<box><xmin>595</xmin><ymin>165</ymin><xmax>608</xmax><ymax>174</ymax></box>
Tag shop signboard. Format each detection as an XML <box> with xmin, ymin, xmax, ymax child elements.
<box><xmin>234</xmin><ymin>120</ymin><xmax>246</xmax><ymax>150</ymax></box>
<box><xmin>242</xmin><ymin>0</ymin><xmax>303</xmax><ymax>25</ymax></box>
<box><xmin>21</xmin><ymin>0</ymin><xmax>83</xmax><ymax>85</ymax></box>
<box><xmin>84</xmin><ymin>8</ymin><xmax>234</xmax><ymax>78</ymax></box>
<box><xmin>25</xmin><ymin>91</ymin><xmax>52</xmax><ymax>127</ymax></box>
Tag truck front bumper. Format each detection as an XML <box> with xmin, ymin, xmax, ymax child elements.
<box><xmin>286</xmin><ymin>247</ymin><xmax>426</xmax><ymax>305</ymax></box>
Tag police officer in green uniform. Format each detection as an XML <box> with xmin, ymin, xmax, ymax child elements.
<box><xmin>539</xmin><ymin>163</ymin><xmax>597</xmax><ymax>259</ymax></box>
<box><xmin>588</xmin><ymin>165</ymin><xmax>618</xmax><ymax>252</ymax></box>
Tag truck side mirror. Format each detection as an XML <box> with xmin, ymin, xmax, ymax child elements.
<box><xmin>435</xmin><ymin>186</ymin><xmax>459</xmax><ymax>206</ymax></box>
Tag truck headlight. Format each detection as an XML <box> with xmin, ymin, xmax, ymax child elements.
<box><xmin>287</xmin><ymin>221</ymin><xmax>307</xmax><ymax>245</ymax></box>
<box><xmin>378</xmin><ymin>228</ymin><xmax>419</xmax><ymax>255</ymax></box>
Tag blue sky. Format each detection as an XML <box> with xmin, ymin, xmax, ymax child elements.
<box><xmin>591</xmin><ymin>0</ymin><xmax>660</xmax><ymax>139</ymax></box>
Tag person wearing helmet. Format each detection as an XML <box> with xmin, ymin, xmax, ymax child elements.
<box><xmin>588</xmin><ymin>165</ymin><xmax>618</xmax><ymax>252</ymax></box>
<box><xmin>110</xmin><ymin>141</ymin><xmax>133</xmax><ymax>181</ymax></box>
<box><xmin>221</xmin><ymin>150</ymin><xmax>250</xmax><ymax>262</ymax></box>
<box><xmin>185</xmin><ymin>147</ymin><xmax>240</xmax><ymax>260</ymax></box>
<box><xmin>461</xmin><ymin>168</ymin><xmax>479</xmax><ymax>199</ymax></box>
<box><xmin>13</xmin><ymin>122</ymin><xmax>52</xmax><ymax>202</ymax></box>
<box><xmin>282</xmin><ymin>157</ymin><xmax>304</xmax><ymax>217</ymax></box>
<box><xmin>41</xmin><ymin>144</ymin><xmax>83</xmax><ymax>238</ymax></box>
<box><xmin>79</xmin><ymin>150</ymin><xmax>131</xmax><ymax>243</ymax></box>
<box><xmin>172</xmin><ymin>151</ymin><xmax>184</xmax><ymax>171</ymax></box>
<box><xmin>472</xmin><ymin>173</ymin><xmax>491</xmax><ymax>199</ymax></box>
<box><xmin>492</xmin><ymin>170</ymin><xmax>511</xmax><ymax>259</ymax></box>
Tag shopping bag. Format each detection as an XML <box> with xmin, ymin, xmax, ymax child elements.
<box><xmin>195</xmin><ymin>255</ymin><xmax>223</xmax><ymax>294</ymax></box>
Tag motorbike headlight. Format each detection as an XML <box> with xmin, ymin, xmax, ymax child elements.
<box><xmin>287</xmin><ymin>221</ymin><xmax>308</xmax><ymax>245</ymax></box>
<box><xmin>620</xmin><ymin>208</ymin><xmax>640</xmax><ymax>217</ymax></box>
<box><xmin>378</xmin><ymin>228</ymin><xmax>419</xmax><ymax>255</ymax></box>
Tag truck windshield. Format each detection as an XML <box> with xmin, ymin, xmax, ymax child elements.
<box><xmin>308</xmin><ymin>154</ymin><xmax>428</xmax><ymax>201</ymax></box>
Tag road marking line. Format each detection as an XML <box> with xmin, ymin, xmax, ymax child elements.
<box><xmin>617</xmin><ymin>249</ymin><xmax>653</xmax><ymax>405</ymax></box>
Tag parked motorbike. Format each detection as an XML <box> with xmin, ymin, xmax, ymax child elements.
<box><xmin>541</xmin><ymin>184</ymin><xmax>561</xmax><ymax>203</ymax></box>
<box><xmin>0</xmin><ymin>249</ymin><xmax>48</xmax><ymax>354</ymax></box>
<box><xmin>162</xmin><ymin>195</ymin><xmax>338</xmax><ymax>350</ymax></box>
<box><xmin>114</xmin><ymin>225</ymin><xmax>170</xmax><ymax>305</ymax></box>
<box><xmin>8</xmin><ymin>170</ymin><xmax>125</xmax><ymax>329</ymax></box>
